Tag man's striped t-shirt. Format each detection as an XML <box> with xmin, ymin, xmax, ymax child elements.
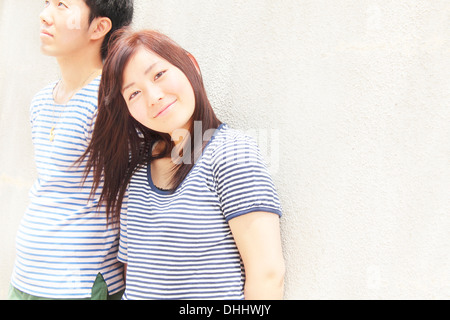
<box><xmin>118</xmin><ymin>124</ymin><xmax>282</xmax><ymax>300</ymax></box>
<box><xmin>10</xmin><ymin>76</ymin><xmax>125</xmax><ymax>299</ymax></box>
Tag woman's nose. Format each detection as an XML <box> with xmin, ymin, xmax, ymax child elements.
<box><xmin>145</xmin><ymin>85</ymin><xmax>165</xmax><ymax>106</ymax></box>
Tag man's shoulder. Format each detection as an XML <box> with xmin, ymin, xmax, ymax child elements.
<box><xmin>31</xmin><ymin>81</ymin><xmax>57</xmax><ymax>101</ymax></box>
<box><xmin>29</xmin><ymin>82</ymin><xmax>57</xmax><ymax>112</ymax></box>
<box><xmin>31</xmin><ymin>79</ymin><xmax>100</xmax><ymax>109</ymax></box>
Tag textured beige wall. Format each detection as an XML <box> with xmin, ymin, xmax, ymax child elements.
<box><xmin>1</xmin><ymin>0</ymin><xmax>450</xmax><ymax>299</ymax></box>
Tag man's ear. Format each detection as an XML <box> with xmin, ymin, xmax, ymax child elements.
<box><xmin>186</xmin><ymin>51</ymin><xmax>201</xmax><ymax>75</ymax></box>
<box><xmin>90</xmin><ymin>17</ymin><xmax>112</xmax><ymax>41</ymax></box>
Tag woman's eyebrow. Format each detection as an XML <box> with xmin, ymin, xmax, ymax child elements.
<box><xmin>122</xmin><ymin>81</ymin><xmax>135</xmax><ymax>94</ymax></box>
<box><xmin>122</xmin><ymin>62</ymin><xmax>159</xmax><ymax>93</ymax></box>
<box><xmin>144</xmin><ymin>62</ymin><xmax>159</xmax><ymax>75</ymax></box>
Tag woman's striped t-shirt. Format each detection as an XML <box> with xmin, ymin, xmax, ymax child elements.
<box><xmin>118</xmin><ymin>124</ymin><xmax>282</xmax><ymax>300</ymax></box>
<box><xmin>10</xmin><ymin>76</ymin><xmax>125</xmax><ymax>299</ymax></box>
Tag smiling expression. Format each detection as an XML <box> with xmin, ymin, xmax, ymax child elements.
<box><xmin>121</xmin><ymin>47</ymin><xmax>196</xmax><ymax>135</ymax></box>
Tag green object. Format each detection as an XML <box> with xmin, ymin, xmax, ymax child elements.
<box><xmin>8</xmin><ymin>273</ymin><xmax>124</xmax><ymax>300</ymax></box>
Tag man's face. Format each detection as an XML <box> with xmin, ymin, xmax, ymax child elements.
<box><xmin>39</xmin><ymin>0</ymin><xmax>93</xmax><ymax>57</ymax></box>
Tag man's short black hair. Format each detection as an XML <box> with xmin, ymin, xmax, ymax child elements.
<box><xmin>84</xmin><ymin>0</ymin><xmax>134</xmax><ymax>60</ymax></box>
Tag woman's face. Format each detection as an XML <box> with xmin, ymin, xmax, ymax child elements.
<box><xmin>121</xmin><ymin>47</ymin><xmax>196</xmax><ymax>135</ymax></box>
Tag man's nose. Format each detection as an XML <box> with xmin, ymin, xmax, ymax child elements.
<box><xmin>40</xmin><ymin>5</ymin><xmax>54</xmax><ymax>26</ymax></box>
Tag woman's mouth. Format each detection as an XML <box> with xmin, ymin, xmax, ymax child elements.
<box><xmin>154</xmin><ymin>100</ymin><xmax>177</xmax><ymax>118</ymax></box>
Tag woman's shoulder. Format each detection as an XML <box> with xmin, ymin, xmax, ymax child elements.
<box><xmin>208</xmin><ymin>123</ymin><xmax>261</xmax><ymax>167</ymax></box>
<box><xmin>210</xmin><ymin>123</ymin><xmax>258</xmax><ymax>150</ymax></box>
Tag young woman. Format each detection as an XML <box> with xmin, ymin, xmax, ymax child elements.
<box><xmin>83</xmin><ymin>29</ymin><xmax>285</xmax><ymax>300</ymax></box>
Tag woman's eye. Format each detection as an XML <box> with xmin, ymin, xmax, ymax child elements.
<box><xmin>129</xmin><ymin>91</ymin><xmax>140</xmax><ymax>101</ymax></box>
<box><xmin>44</xmin><ymin>0</ymin><xmax>50</xmax><ymax>7</ymax></box>
<box><xmin>58</xmin><ymin>2</ymin><xmax>68</xmax><ymax>8</ymax></box>
<box><xmin>154</xmin><ymin>70</ymin><xmax>167</xmax><ymax>81</ymax></box>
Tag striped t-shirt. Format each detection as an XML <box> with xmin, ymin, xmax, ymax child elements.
<box><xmin>118</xmin><ymin>124</ymin><xmax>282</xmax><ymax>300</ymax></box>
<box><xmin>10</xmin><ymin>76</ymin><xmax>125</xmax><ymax>299</ymax></box>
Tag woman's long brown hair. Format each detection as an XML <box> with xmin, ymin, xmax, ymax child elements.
<box><xmin>79</xmin><ymin>29</ymin><xmax>222</xmax><ymax>222</ymax></box>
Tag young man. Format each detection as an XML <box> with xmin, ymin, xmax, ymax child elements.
<box><xmin>8</xmin><ymin>0</ymin><xmax>134</xmax><ymax>300</ymax></box>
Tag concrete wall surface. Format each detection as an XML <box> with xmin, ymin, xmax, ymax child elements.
<box><xmin>1</xmin><ymin>0</ymin><xmax>450</xmax><ymax>299</ymax></box>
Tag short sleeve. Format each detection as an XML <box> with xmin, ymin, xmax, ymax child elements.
<box><xmin>212</xmin><ymin>132</ymin><xmax>282</xmax><ymax>222</ymax></box>
<box><xmin>117</xmin><ymin>189</ymin><xmax>129</xmax><ymax>263</ymax></box>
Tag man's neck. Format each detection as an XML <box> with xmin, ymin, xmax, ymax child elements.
<box><xmin>52</xmin><ymin>46</ymin><xmax>103</xmax><ymax>104</ymax></box>
<box><xmin>56</xmin><ymin>47</ymin><xmax>103</xmax><ymax>92</ymax></box>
